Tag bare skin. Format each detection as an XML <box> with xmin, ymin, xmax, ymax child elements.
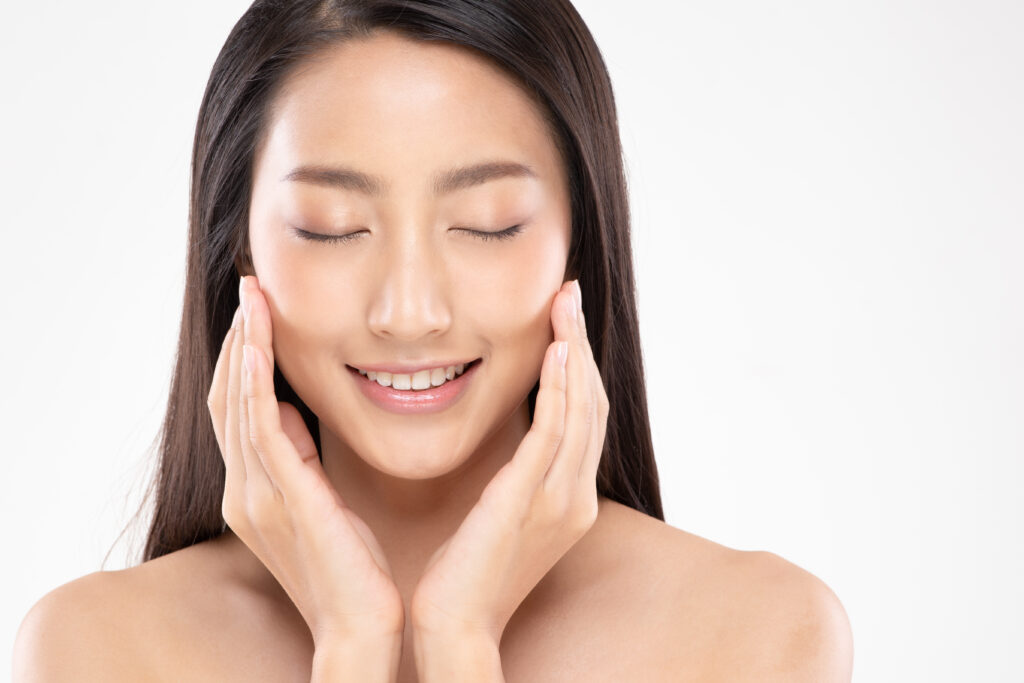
<box><xmin>224</xmin><ymin>28</ymin><xmax>611</xmax><ymax>676</ymax></box>
<box><xmin>12</xmin><ymin>29</ymin><xmax>853</xmax><ymax>683</ymax></box>
<box><xmin>15</xmin><ymin>496</ymin><xmax>853</xmax><ymax>681</ymax></box>
<box><xmin>97</xmin><ymin>499</ymin><xmax>767</xmax><ymax>682</ymax></box>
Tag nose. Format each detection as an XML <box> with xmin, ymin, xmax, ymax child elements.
<box><xmin>366</xmin><ymin>236</ymin><xmax>453</xmax><ymax>341</ymax></box>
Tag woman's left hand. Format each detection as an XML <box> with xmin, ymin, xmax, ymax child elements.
<box><xmin>409</xmin><ymin>278</ymin><xmax>609</xmax><ymax>646</ymax></box>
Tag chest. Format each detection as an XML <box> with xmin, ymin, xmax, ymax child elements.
<box><xmin>497</xmin><ymin>575</ymin><xmax>724</xmax><ymax>682</ymax></box>
<box><xmin>148</xmin><ymin>508</ymin><xmax>736</xmax><ymax>681</ymax></box>
<box><xmin>157</xmin><ymin>603</ymin><xmax>713</xmax><ymax>683</ymax></box>
<box><xmin>150</xmin><ymin>566</ymin><xmax>724</xmax><ymax>683</ymax></box>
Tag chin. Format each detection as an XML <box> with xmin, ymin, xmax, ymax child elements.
<box><xmin>355</xmin><ymin>439</ymin><xmax>474</xmax><ymax>481</ymax></box>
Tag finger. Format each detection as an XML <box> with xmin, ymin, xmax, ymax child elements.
<box><xmin>512</xmin><ymin>333</ymin><xmax>569</xmax><ymax>493</ymax></box>
<box><xmin>238</xmin><ymin>302</ymin><xmax>278</xmax><ymax>497</ymax></box>
<box><xmin>576</xmin><ymin>360</ymin><xmax>603</xmax><ymax>486</ymax></box>
<box><xmin>578</xmin><ymin>373</ymin><xmax>609</xmax><ymax>487</ymax></box>
<box><xmin>225</xmin><ymin>307</ymin><xmax>248</xmax><ymax>482</ymax></box>
<box><xmin>572</xmin><ymin>281</ymin><xmax>605</xmax><ymax>484</ymax></box>
<box><xmin>243</xmin><ymin>340</ymin><xmax>326</xmax><ymax>504</ymax></box>
<box><xmin>579</xmin><ymin>378</ymin><xmax>608</xmax><ymax>487</ymax></box>
<box><xmin>543</xmin><ymin>281</ymin><xmax>594</xmax><ymax>492</ymax></box>
<box><xmin>574</xmin><ymin>278</ymin><xmax>589</xmax><ymax>343</ymax></box>
<box><xmin>240</xmin><ymin>275</ymin><xmax>275</xmax><ymax>376</ymax></box>
<box><xmin>209</xmin><ymin>307</ymin><xmax>240</xmax><ymax>479</ymax></box>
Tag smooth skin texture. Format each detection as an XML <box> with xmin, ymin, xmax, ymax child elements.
<box><xmin>228</xmin><ymin>271</ymin><xmax>597</xmax><ymax>680</ymax></box>
<box><xmin>214</xmin><ymin>302</ymin><xmax>403</xmax><ymax>651</ymax></box>
<box><xmin>236</xmin><ymin>30</ymin><xmax>595</xmax><ymax>675</ymax></box>
<box><xmin>12</xmin><ymin>30</ymin><xmax>853</xmax><ymax>682</ymax></box>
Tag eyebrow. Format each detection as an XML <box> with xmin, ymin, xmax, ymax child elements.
<box><xmin>280</xmin><ymin>160</ymin><xmax>538</xmax><ymax>197</ymax></box>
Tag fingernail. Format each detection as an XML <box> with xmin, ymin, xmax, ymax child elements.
<box><xmin>243</xmin><ymin>344</ymin><xmax>254</xmax><ymax>374</ymax></box>
<box><xmin>572</xmin><ymin>279</ymin><xmax>582</xmax><ymax>321</ymax></box>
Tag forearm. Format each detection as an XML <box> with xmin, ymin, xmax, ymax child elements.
<box><xmin>310</xmin><ymin>634</ymin><xmax>403</xmax><ymax>683</ymax></box>
<box><xmin>413</xmin><ymin>629</ymin><xmax>504</xmax><ymax>683</ymax></box>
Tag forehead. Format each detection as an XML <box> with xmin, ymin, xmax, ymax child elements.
<box><xmin>254</xmin><ymin>31</ymin><xmax>563</xmax><ymax>196</ymax></box>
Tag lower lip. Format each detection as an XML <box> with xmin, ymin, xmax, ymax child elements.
<box><xmin>347</xmin><ymin>360</ymin><xmax>482</xmax><ymax>415</ymax></box>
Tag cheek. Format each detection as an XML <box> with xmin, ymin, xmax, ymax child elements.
<box><xmin>470</xmin><ymin>242</ymin><xmax>564</xmax><ymax>381</ymax></box>
<box><xmin>250</xmin><ymin>216</ymin><xmax>569</xmax><ymax>349</ymax></box>
<box><xmin>459</xmin><ymin>227</ymin><xmax>568</xmax><ymax>326</ymax></box>
<box><xmin>248</xmin><ymin>249</ymin><xmax>344</xmax><ymax>379</ymax></box>
<box><xmin>249</xmin><ymin>223</ymin><xmax>352</xmax><ymax>347</ymax></box>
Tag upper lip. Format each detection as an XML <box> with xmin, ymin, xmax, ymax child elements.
<box><xmin>348</xmin><ymin>358</ymin><xmax>480</xmax><ymax>374</ymax></box>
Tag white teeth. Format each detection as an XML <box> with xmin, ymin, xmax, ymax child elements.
<box><xmin>409</xmin><ymin>369</ymin><xmax>431</xmax><ymax>390</ymax></box>
<box><xmin>356</xmin><ymin>362</ymin><xmax>472</xmax><ymax>390</ymax></box>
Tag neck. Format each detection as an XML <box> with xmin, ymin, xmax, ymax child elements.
<box><xmin>319</xmin><ymin>398</ymin><xmax>530</xmax><ymax>595</ymax></box>
<box><xmin>221</xmin><ymin>398</ymin><xmax>530</xmax><ymax>604</ymax></box>
<box><xmin>215</xmin><ymin>396</ymin><xmax>612</xmax><ymax>647</ymax></box>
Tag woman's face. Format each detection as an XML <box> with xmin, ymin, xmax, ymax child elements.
<box><xmin>247</xmin><ymin>31</ymin><xmax>572</xmax><ymax>479</ymax></box>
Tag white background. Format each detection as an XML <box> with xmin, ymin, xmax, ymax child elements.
<box><xmin>2</xmin><ymin>1</ymin><xmax>1021</xmax><ymax>680</ymax></box>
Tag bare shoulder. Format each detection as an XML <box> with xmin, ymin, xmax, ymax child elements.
<box><xmin>12</xmin><ymin>544</ymin><xmax>228</xmax><ymax>682</ymax></box>
<box><xmin>586</xmin><ymin>499</ymin><xmax>853</xmax><ymax>681</ymax></box>
<box><xmin>13</xmin><ymin>536</ymin><xmax>310</xmax><ymax>683</ymax></box>
<box><xmin>13</xmin><ymin>568</ymin><xmax>153</xmax><ymax>682</ymax></box>
<box><xmin>615</xmin><ymin>500</ymin><xmax>852</xmax><ymax>681</ymax></box>
<box><xmin>717</xmin><ymin>549</ymin><xmax>854</xmax><ymax>682</ymax></box>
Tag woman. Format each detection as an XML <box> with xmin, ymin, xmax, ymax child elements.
<box><xmin>14</xmin><ymin>1</ymin><xmax>852</xmax><ymax>680</ymax></box>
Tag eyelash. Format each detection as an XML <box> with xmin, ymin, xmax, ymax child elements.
<box><xmin>466</xmin><ymin>224</ymin><xmax>524</xmax><ymax>242</ymax></box>
<box><xmin>292</xmin><ymin>224</ymin><xmax>524</xmax><ymax>244</ymax></box>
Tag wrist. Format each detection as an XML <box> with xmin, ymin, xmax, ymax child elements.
<box><xmin>413</xmin><ymin>628</ymin><xmax>504</xmax><ymax>683</ymax></box>
<box><xmin>311</xmin><ymin>633</ymin><xmax>403</xmax><ymax>683</ymax></box>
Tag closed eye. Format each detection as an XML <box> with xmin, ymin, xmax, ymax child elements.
<box><xmin>289</xmin><ymin>227</ymin><xmax>366</xmax><ymax>243</ymax></box>
<box><xmin>454</xmin><ymin>224</ymin><xmax>524</xmax><ymax>242</ymax></box>
<box><xmin>291</xmin><ymin>224</ymin><xmax>524</xmax><ymax>244</ymax></box>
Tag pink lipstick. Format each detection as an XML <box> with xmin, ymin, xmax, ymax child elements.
<box><xmin>347</xmin><ymin>359</ymin><xmax>482</xmax><ymax>415</ymax></box>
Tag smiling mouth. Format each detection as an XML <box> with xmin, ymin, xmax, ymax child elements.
<box><xmin>345</xmin><ymin>358</ymin><xmax>483</xmax><ymax>390</ymax></box>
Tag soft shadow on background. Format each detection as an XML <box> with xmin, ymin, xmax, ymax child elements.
<box><xmin>2</xmin><ymin>2</ymin><xmax>1021</xmax><ymax>680</ymax></box>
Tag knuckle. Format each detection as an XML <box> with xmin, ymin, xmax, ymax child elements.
<box><xmin>541</xmin><ymin>491</ymin><xmax>571</xmax><ymax>521</ymax></box>
<box><xmin>575</xmin><ymin>493</ymin><xmax>599</xmax><ymax>529</ymax></box>
<box><xmin>247</xmin><ymin>422</ymin><xmax>265</xmax><ymax>452</ymax></box>
<box><xmin>581</xmin><ymin>395</ymin><xmax>597</xmax><ymax>427</ymax></box>
<box><xmin>576</xmin><ymin>327</ymin><xmax>588</xmax><ymax>347</ymax></box>
<box><xmin>245</xmin><ymin>488</ymin><xmax>276</xmax><ymax>524</ymax></box>
<box><xmin>221</xmin><ymin>497</ymin><xmax>244</xmax><ymax>529</ymax></box>
<box><xmin>546</xmin><ymin>419</ymin><xmax>566</xmax><ymax>447</ymax></box>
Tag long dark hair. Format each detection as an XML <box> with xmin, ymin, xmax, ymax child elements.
<box><xmin>114</xmin><ymin>0</ymin><xmax>662</xmax><ymax>566</ymax></box>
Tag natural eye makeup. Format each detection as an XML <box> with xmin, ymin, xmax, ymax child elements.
<box><xmin>289</xmin><ymin>224</ymin><xmax>524</xmax><ymax>244</ymax></box>
<box><xmin>289</xmin><ymin>226</ymin><xmax>367</xmax><ymax>244</ymax></box>
<box><xmin>453</xmin><ymin>224</ymin><xmax>524</xmax><ymax>242</ymax></box>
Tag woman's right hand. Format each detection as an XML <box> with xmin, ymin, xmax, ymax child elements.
<box><xmin>206</xmin><ymin>275</ymin><xmax>405</xmax><ymax>647</ymax></box>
